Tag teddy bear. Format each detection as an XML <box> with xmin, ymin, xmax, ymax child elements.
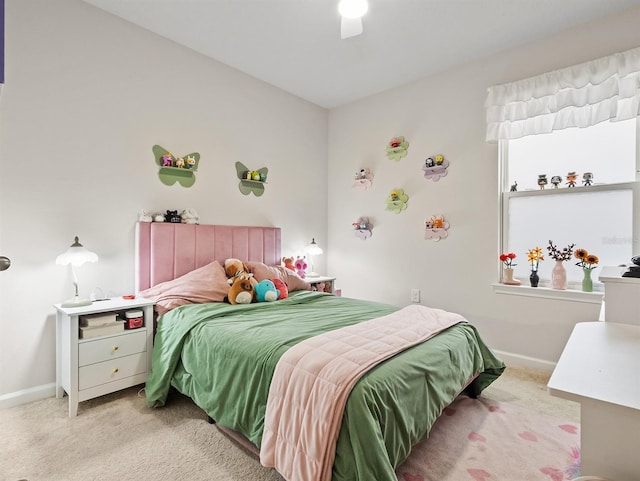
<box><xmin>153</xmin><ymin>213</ymin><xmax>165</xmax><ymax>222</ymax></box>
<box><xmin>226</xmin><ymin>274</ymin><xmax>254</xmax><ymax>305</ymax></box>
<box><xmin>164</xmin><ymin>210</ymin><xmax>182</xmax><ymax>223</ymax></box>
<box><xmin>271</xmin><ymin>278</ymin><xmax>288</xmax><ymax>299</ymax></box>
<box><xmin>282</xmin><ymin>256</ymin><xmax>295</xmax><ymax>272</ymax></box>
<box><xmin>224</xmin><ymin>258</ymin><xmax>257</xmax><ymax>288</ymax></box>
<box><xmin>294</xmin><ymin>256</ymin><xmax>307</xmax><ymax>279</ymax></box>
<box><xmin>138</xmin><ymin>210</ymin><xmax>153</xmax><ymax>222</ymax></box>
<box><xmin>180</xmin><ymin>208</ymin><xmax>199</xmax><ymax>224</ymax></box>
<box><xmin>254</xmin><ymin>279</ymin><xmax>279</xmax><ymax>302</ymax></box>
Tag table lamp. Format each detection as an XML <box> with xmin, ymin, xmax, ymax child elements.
<box><xmin>56</xmin><ymin>236</ymin><xmax>98</xmax><ymax>307</ymax></box>
<box><xmin>305</xmin><ymin>238</ymin><xmax>323</xmax><ymax>278</ymax></box>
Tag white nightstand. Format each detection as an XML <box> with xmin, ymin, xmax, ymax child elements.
<box><xmin>54</xmin><ymin>297</ymin><xmax>155</xmax><ymax>416</ymax></box>
<box><xmin>305</xmin><ymin>275</ymin><xmax>339</xmax><ymax>295</ymax></box>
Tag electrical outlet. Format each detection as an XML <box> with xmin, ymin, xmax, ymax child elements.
<box><xmin>410</xmin><ymin>288</ymin><xmax>420</xmax><ymax>303</ymax></box>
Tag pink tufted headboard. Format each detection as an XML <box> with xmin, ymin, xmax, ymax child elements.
<box><xmin>135</xmin><ymin>222</ymin><xmax>281</xmax><ymax>292</ymax></box>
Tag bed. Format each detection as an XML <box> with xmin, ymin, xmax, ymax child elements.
<box><xmin>137</xmin><ymin>222</ymin><xmax>505</xmax><ymax>481</ymax></box>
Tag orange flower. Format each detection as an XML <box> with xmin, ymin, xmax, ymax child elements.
<box><xmin>574</xmin><ymin>248</ymin><xmax>599</xmax><ymax>270</ymax></box>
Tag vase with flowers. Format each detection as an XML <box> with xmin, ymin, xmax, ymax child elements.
<box><xmin>527</xmin><ymin>246</ymin><xmax>544</xmax><ymax>287</ymax></box>
<box><xmin>547</xmin><ymin>240</ymin><xmax>575</xmax><ymax>290</ymax></box>
<box><xmin>574</xmin><ymin>248</ymin><xmax>599</xmax><ymax>292</ymax></box>
<box><xmin>499</xmin><ymin>252</ymin><xmax>520</xmax><ymax>285</ymax></box>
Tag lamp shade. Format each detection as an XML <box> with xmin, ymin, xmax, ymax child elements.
<box><xmin>306</xmin><ymin>238</ymin><xmax>323</xmax><ymax>256</ymax></box>
<box><xmin>56</xmin><ymin>236</ymin><xmax>98</xmax><ymax>266</ymax></box>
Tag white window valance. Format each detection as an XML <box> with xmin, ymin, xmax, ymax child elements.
<box><xmin>485</xmin><ymin>46</ymin><xmax>640</xmax><ymax>142</ymax></box>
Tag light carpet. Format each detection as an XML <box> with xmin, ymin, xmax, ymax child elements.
<box><xmin>0</xmin><ymin>366</ymin><xmax>580</xmax><ymax>481</ymax></box>
<box><xmin>395</xmin><ymin>395</ymin><xmax>580</xmax><ymax>481</ymax></box>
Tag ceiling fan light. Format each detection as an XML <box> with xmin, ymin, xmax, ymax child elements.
<box><xmin>338</xmin><ymin>0</ymin><xmax>368</xmax><ymax>19</ymax></box>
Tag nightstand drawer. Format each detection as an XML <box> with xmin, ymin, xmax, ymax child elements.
<box><xmin>78</xmin><ymin>352</ymin><xmax>147</xmax><ymax>390</ymax></box>
<box><xmin>78</xmin><ymin>331</ymin><xmax>147</xmax><ymax>367</ymax></box>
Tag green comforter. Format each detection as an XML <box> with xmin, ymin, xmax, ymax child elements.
<box><xmin>146</xmin><ymin>291</ymin><xmax>505</xmax><ymax>481</ymax></box>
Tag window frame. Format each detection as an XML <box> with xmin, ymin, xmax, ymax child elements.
<box><xmin>497</xmin><ymin>119</ymin><xmax>640</xmax><ymax>295</ymax></box>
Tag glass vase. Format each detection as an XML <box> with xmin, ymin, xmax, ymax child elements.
<box><xmin>551</xmin><ymin>260</ymin><xmax>567</xmax><ymax>290</ymax></box>
<box><xmin>582</xmin><ymin>268</ymin><xmax>593</xmax><ymax>292</ymax></box>
<box><xmin>529</xmin><ymin>270</ymin><xmax>539</xmax><ymax>287</ymax></box>
<box><xmin>503</xmin><ymin>267</ymin><xmax>521</xmax><ymax>285</ymax></box>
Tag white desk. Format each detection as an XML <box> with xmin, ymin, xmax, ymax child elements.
<box><xmin>599</xmin><ymin>266</ymin><xmax>640</xmax><ymax>326</ymax></box>
<box><xmin>548</xmin><ymin>322</ymin><xmax>640</xmax><ymax>481</ymax></box>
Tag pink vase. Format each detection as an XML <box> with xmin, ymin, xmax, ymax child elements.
<box><xmin>551</xmin><ymin>260</ymin><xmax>567</xmax><ymax>290</ymax></box>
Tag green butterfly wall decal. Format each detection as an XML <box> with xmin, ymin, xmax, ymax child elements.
<box><xmin>152</xmin><ymin>145</ymin><xmax>200</xmax><ymax>187</ymax></box>
<box><xmin>235</xmin><ymin>161</ymin><xmax>268</xmax><ymax>197</ymax></box>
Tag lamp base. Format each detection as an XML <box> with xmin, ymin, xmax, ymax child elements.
<box><xmin>61</xmin><ymin>296</ymin><xmax>92</xmax><ymax>308</ymax></box>
<box><xmin>306</xmin><ymin>271</ymin><xmax>320</xmax><ymax>278</ymax></box>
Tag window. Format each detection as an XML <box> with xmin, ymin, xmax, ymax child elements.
<box><xmin>486</xmin><ymin>47</ymin><xmax>640</xmax><ymax>291</ymax></box>
<box><xmin>500</xmin><ymin>118</ymin><xmax>639</xmax><ymax>288</ymax></box>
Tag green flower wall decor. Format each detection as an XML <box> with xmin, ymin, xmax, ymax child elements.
<box><xmin>385</xmin><ymin>189</ymin><xmax>409</xmax><ymax>213</ymax></box>
<box><xmin>386</xmin><ymin>136</ymin><xmax>409</xmax><ymax>161</ymax></box>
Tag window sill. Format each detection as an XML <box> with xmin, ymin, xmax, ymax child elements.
<box><xmin>492</xmin><ymin>283</ymin><xmax>603</xmax><ymax>304</ymax></box>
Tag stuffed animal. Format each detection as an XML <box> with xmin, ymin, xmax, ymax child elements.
<box><xmin>227</xmin><ymin>274</ymin><xmax>254</xmax><ymax>305</ymax></box>
<box><xmin>254</xmin><ymin>279</ymin><xmax>279</xmax><ymax>302</ymax></box>
<box><xmin>180</xmin><ymin>208</ymin><xmax>199</xmax><ymax>224</ymax></box>
<box><xmin>224</xmin><ymin>258</ymin><xmax>257</xmax><ymax>287</ymax></box>
<box><xmin>282</xmin><ymin>256</ymin><xmax>295</xmax><ymax>271</ymax></box>
<box><xmin>164</xmin><ymin>210</ymin><xmax>182</xmax><ymax>223</ymax></box>
<box><xmin>138</xmin><ymin>210</ymin><xmax>153</xmax><ymax>222</ymax></box>
<box><xmin>271</xmin><ymin>278</ymin><xmax>288</xmax><ymax>299</ymax></box>
<box><xmin>294</xmin><ymin>256</ymin><xmax>307</xmax><ymax>279</ymax></box>
<box><xmin>153</xmin><ymin>213</ymin><xmax>165</xmax><ymax>222</ymax></box>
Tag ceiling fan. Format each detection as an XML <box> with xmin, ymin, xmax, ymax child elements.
<box><xmin>339</xmin><ymin>0</ymin><xmax>369</xmax><ymax>39</ymax></box>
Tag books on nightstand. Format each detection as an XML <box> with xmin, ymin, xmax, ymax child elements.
<box><xmin>79</xmin><ymin>313</ymin><xmax>125</xmax><ymax>338</ymax></box>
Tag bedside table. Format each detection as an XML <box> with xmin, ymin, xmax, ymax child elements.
<box><xmin>53</xmin><ymin>297</ymin><xmax>155</xmax><ymax>416</ymax></box>
<box><xmin>305</xmin><ymin>275</ymin><xmax>339</xmax><ymax>295</ymax></box>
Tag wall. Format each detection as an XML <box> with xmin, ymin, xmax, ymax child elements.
<box><xmin>0</xmin><ymin>0</ymin><xmax>328</xmax><ymax>400</ymax></box>
<box><xmin>3</xmin><ymin>0</ymin><xmax>640</xmax><ymax>404</ymax></box>
<box><xmin>327</xmin><ymin>5</ymin><xmax>640</xmax><ymax>367</ymax></box>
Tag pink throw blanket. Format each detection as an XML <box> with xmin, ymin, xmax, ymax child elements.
<box><xmin>259</xmin><ymin>304</ymin><xmax>466</xmax><ymax>481</ymax></box>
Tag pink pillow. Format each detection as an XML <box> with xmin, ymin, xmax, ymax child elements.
<box><xmin>246</xmin><ymin>261</ymin><xmax>311</xmax><ymax>292</ymax></box>
<box><xmin>138</xmin><ymin>261</ymin><xmax>230</xmax><ymax>315</ymax></box>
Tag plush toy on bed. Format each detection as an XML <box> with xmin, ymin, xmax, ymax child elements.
<box><xmin>271</xmin><ymin>278</ymin><xmax>288</xmax><ymax>300</ymax></box>
<box><xmin>227</xmin><ymin>273</ymin><xmax>254</xmax><ymax>305</ymax></box>
<box><xmin>282</xmin><ymin>256</ymin><xmax>295</xmax><ymax>272</ymax></box>
<box><xmin>224</xmin><ymin>258</ymin><xmax>255</xmax><ymax>286</ymax></box>
<box><xmin>254</xmin><ymin>279</ymin><xmax>280</xmax><ymax>302</ymax></box>
<box><xmin>294</xmin><ymin>256</ymin><xmax>307</xmax><ymax>279</ymax></box>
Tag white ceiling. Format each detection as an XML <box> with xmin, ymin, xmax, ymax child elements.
<box><xmin>81</xmin><ymin>0</ymin><xmax>640</xmax><ymax>109</ymax></box>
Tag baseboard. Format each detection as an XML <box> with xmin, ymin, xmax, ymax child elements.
<box><xmin>0</xmin><ymin>383</ymin><xmax>57</xmax><ymax>410</ymax></box>
<box><xmin>493</xmin><ymin>350</ymin><xmax>557</xmax><ymax>373</ymax></box>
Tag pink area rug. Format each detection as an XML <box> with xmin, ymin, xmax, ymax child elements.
<box><xmin>396</xmin><ymin>395</ymin><xmax>581</xmax><ymax>481</ymax></box>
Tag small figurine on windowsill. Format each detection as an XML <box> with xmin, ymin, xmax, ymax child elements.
<box><xmin>510</xmin><ymin>181</ymin><xmax>518</xmax><ymax>192</ymax></box>
<box><xmin>566</xmin><ymin>171</ymin><xmax>578</xmax><ymax>187</ymax></box>
<box><xmin>550</xmin><ymin>175</ymin><xmax>562</xmax><ymax>188</ymax></box>
<box><xmin>582</xmin><ymin>172</ymin><xmax>593</xmax><ymax>186</ymax></box>
<box><xmin>537</xmin><ymin>174</ymin><xmax>548</xmax><ymax>190</ymax></box>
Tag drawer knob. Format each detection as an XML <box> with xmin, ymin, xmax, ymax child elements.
<box><xmin>112</xmin><ymin>345</ymin><xmax>119</xmax><ymax>351</ymax></box>
<box><xmin>113</xmin><ymin>367</ymin><xmax>119</xmax><ymax>374</ymax></box>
